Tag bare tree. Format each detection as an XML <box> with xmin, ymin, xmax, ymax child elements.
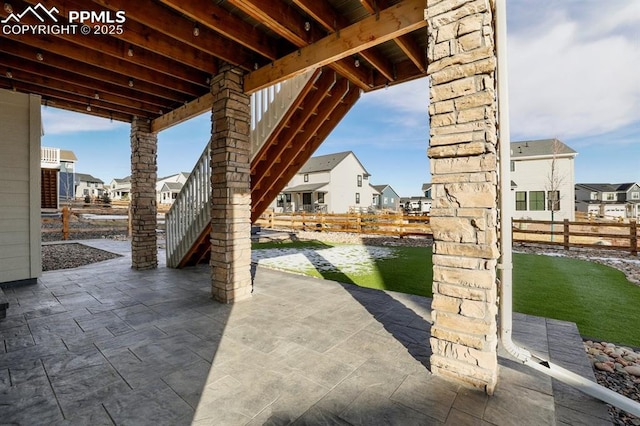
<box><xmin>546</xmin><ymin>138</ymin><xmax>566</xmax><ymax>241</ymax></box>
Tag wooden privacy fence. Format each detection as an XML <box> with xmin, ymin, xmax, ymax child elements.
<box><xmin>513</xmin><ymin>219</ymin><xmax>638</xmax><ymax>255</ymax></box>
<box><xmin>255</xmin><ymin>211</ymin><xmax>431</xmax><ymax>237</ymax></box>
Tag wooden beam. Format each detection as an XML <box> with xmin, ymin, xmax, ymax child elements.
<box><xmin>90</xmin><ymin>0</ymin><xmax>262</xmax><ymax>70</ymax></box>
<box><xmin>1</xmin><ymin>40</ymin><xmax>188</xmax><ymax>104</ymax></box>
<box><xmin>0</xmin><ymin>33</ymin><xmax>204</xmax><ymax>97</ymax></box>
<box><xmin>3</xmin><ymin>77</ymin><xmax>153</xmax><ymax>117</ymax></box>
<box><xmin>292</xmin><ymin>0</ymin><xmax>396</xmax><ymax>82</ymax></box>
<box><xmin>360</xmin><ymin>0</ymin><xmax>378</xmax><ymax>15</ymax></box>
<box><xmin>395</xmin><ymin>34</ymin><xmax>426</xmax><ymax>72</ymax></box>
<box><xmin>0</xmin><ymin>61</ymin><xmax>166</xmax><ymax>116</ymax></box>
<box><xmin>157</xmin><ymin>0</ymin><xmax>280</xmax><ymax>61</ymax></box>
<box><xmin>10</xmin><ymin>0</ymin><xmax>210</xmax><ymax>85</ymax></box>
<box><xmin>245</xmin><ymin>0</ymin><xmax>426</xmax><ymax>93</ymax></box>
<box><xmin>226</xmin><ymin>0</ymin><xmax>318</xmax><ymax>47</ymax></box>
<box><xmin>151</xmin><ymin>93</ymin><xmax>213</xmax><ymax>132</ymax></box>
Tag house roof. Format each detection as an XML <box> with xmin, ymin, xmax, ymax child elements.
<box><xmin>299</xmin><ymin>151</ymin><xmax>370</xmax><ymax>175</ymax></box>
<box><xmin>158</xmin><ymin>172</ymin><xmax>190</xmax><ymax>182</ymax></box>
<box><xmin>162</xmin><ymin>182</ymin><xmax>184</xmax><ymax>191</ymax></box>
<box><xmin>60</xmin><ymin>150</ymin><xmax>77</xmax><ymax>162</ymax></box>
<box><xmin>112</xmin><ymin>176</ymin><xmax>131</xmax><ymax>184</ymax></box>
<box><xmin>421</xmin><ymin>183</ymin><xmax>432</xmax><ymax>192</ymax></box>
<box><xmin>511</xmin><ymin>139</ymin><xmax>577</xmax><ymax>159</ymax></box>
<box><xmin>282</xmin><ymin>182</ymin><xmax>329</xmax><ymax>193</ymax></box>
<box><xmin>372</xmin><ymin>184</ymin><xmax>399</xmax><ymax>197</ymax></box>
<box><xmin>576</xmin><ymin>183</ymin><xmax>638</xmax><ymax>192</ymax></box>
<box><xmin>75</xmin><ymin>173</ymin><xmax>104</xmax><ymax>184</ymax></box>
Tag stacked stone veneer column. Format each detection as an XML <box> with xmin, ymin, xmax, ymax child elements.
<box><xmin>130</xmin><ymin>117</ymin><xmax>158</xmax><ymax>270</ymax></box>
<box><xmin>426</xmin><ymin>0</ymin><xmax>500</xmax><ymax>393</ymax></box>
<box><xmin>209</xmin><ymin>64</ymin><xmax>252</xmax><ymax>303</ymax></box>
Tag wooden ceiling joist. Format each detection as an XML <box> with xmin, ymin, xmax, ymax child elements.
<box><xmin>89</xmin><ymin>0</ymin><xmax>265</xmax><ymax>70</ymax></box>
<box><xmin>0</xmin><ymin>40</ymin><xmax>188</xmax><ymax>106</ymax></box>
<box><xmin>244</xmin><ymin>0</ymin><xmax>427</xmax><ymax>93</ymax></box>
<box><xmin>156</xmin><ymin>0</ymin><xmax>281</xmax><ymax>61</ymax></box>
<box><xmin>1</xmin><ymin>0</ymin><xmax>428</xmax><ymax>123</ymax></box>
<box><xmin>151</xmin><ymin>92</ymin><xmax>213</xmax><ymax>133</ymax></box>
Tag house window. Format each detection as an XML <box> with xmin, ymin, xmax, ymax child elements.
<box><xmin>390</xmin><ymin>197</ymin><xmax>394</xmax><ymax>203</ymax></box>
<box><xmin>357</xmin><ymin>175</ymin><xmax>362</xmax><ymax>187</ymax></box>
<box><xmin>605</xmin><ymin>193</ymin><xmax>615</xmax><ymax>201</ymax></box>
<box><xmin>590</xmin><ymin>192</ymin><xmax>598</xmax><ymax>200</ymax></box>
<box><xmin>383</xmin><ymin>197</ymin><xmax>388</xmax><ymax>204</ymax></box>
<box><xmin>529</xmin><ymin>191</ymin><xmax>545</xmax><ymax>211</ymax></box>
<box><xmin>303</xmin><ymin>174</ymin><xmax>309</xmax><ymax>182</ymax></box>
<box><xmin>515</xmin><ymin>191</ymin><xmax>527</xmax><ymax>211</ymax></box>
<box><xmin>631</xmin><ymin>192</ymin><xmax>639</xmax><ymax>200</ymax></box>
<box><xmin>317</xmin><ymin>193</ymin><xmax>325</xmax><ymax>204</ymax></box>
<box><xmin>547</xmin><ymin>191</ymin><xmax>560</xmax><ymax>211</ymax></box>
<box><xmin>355</xmin><ymin>193</ymin><xmax>360</xmax><ymax>204</ymax></box>
<box><xmin>510</xmin><ymin>161</ymin><xmax>515</xmax><ymax>172</ymax></box>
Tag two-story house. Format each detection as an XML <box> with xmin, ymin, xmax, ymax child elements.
<box><xmin>40</xmin><ymin>147</ymin><xmax>77</xmax><ymax>209</ymax></box>
<box><xmin>371</xmin><ymin>184</ymin><xmax>401</xmax><ymax>211</ymax></box>
<box><xmin>156</xmin><ymin>172</ymin><xmax>190</xmax><ymax>205</ymax></box>
<box><xmin>511</xmin><ymin>139</ymin><xmax>577</xmax><ymax>221</ymax></box>
<box><xmin>273</xmin><ymin>151</ymin><xmax>376</xmax><ymax>213</ymax></box>
<box><xmin>575</xmin><ymin>183</ymin><xmax>640</xmax><ymax>220</ymax></box>
<box><xmin>109</xmin><ymin>176</ymin><xmax>131</xmax><ymax>201</ymax></box>
<box><xmin>75</xmin><ymin>173</ymin><xmax>104</xmax><ymax>200</ymax></box>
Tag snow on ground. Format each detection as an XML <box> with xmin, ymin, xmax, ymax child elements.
<box><xmin>251</xmin><ymin>245</ymin><xmax>397</xmax><ymax>275</ymax></box>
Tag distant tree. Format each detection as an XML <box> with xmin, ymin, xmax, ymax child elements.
<box><xmin>101</xmin><ymin>192</ymin><xmax>111</xmax><ymax>205</ymax></box>
<box><xmin>546</xmin><ymin>138</ymin><xmax>566</xmax><ymax>241</ymax></box>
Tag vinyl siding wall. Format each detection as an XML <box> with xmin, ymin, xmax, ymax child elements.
<box><xmin>0</xmin><ymin>89</ymin><xmax>41</xmax><ymax>284</ymax></box>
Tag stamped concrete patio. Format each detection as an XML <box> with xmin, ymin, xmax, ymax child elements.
<box><xmin>0</xmin><ymin>240</ymin><xmax>610</xmax><ymax>425</ymax></box>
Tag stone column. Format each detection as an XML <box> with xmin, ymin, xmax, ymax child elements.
<box><xmin>209</xmin><ymin>64</ymin><xmax>252</xmax><ymax>303</ymax></box>
<box><xmin>130</xmin><ymin>117</ymin><xmax>158</xmax><ymax>270</ymax></box>
<box><xmin>426</xmin><ymin>0</ymin><xmax>500</xmax><ymax>393</ymax></box>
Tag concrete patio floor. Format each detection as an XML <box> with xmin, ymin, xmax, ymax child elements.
<box><xmin>0</xmin><ymin>240</ymin><xmax>611</xmax><ymax>425</ymax></box>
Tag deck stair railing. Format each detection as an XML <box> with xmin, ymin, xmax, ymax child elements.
<box><xmin>166</xmin><ymin>71</ymin><xmax>315</xmax><ymax>267</ymax></box>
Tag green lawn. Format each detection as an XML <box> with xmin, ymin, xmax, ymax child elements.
<box><xmin>252</xmin><ymin>240</ymin><xmax>640</xmax><ymax>346</ymax></box>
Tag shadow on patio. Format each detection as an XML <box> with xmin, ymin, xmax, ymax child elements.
<box><xmin>0</xmin><ymin>239</ymin><xmax>610</xmax><ymax>425</ymax></box>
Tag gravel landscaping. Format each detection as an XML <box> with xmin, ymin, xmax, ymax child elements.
<box><xmin>42</xmin><ymin>243</ymin><xmax>122</xmax><ymax>271</ymax></box>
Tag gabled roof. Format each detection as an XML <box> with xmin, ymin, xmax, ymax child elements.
<box><xmin>75</xmin><ymin>173</ymin><xmax>103</xmax><ymax>184</ymax></box>
<box><xmin>299</xmin><ymin>151</ymin><xmax>370</xmax><ymax>176</ymax></box>
<box><xmin>158</xmin><ymin>172</ymin><xmax>190</xmax><ymax>182</ymax></box>
<box><xmin>421</xmin><ymin>183</ymin><xmax>432</xmax><ymax>191</ymax></box>
<box><xmin>511</xmin><ymin>139</ymin><xmax>577</xmax><ymax>159</ymax></box>
<box><xmin>576</xmin><ymin>183</ymin><xmax>638</xmax><ymax>193</ymax></box>
<box><xmin>161</xmin><ymin>182</ymin><xmax>184</xmax><ymax>191</ymax></box>
<box><xmin>112</xmin><ymin>176</ymin><xmax>131</xmax><ymax>184</ymax></box>
<box><xmin>372</xmin><ymin>184</ymin><xmax>399</xmax><ymax>197</ymax></box>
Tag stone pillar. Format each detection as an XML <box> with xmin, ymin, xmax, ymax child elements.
<box><xmin>209</xmin><ymin>64</ymin><xmax>252</xmax><ymax>303</ymax></box>
<box><xmin>130</xmin><ymin>117</ymin><xmax>158</xmax><ymax>270</ymax></box>
<box><xmin>426</xmin><ymin>0</ymin><xmax>500</xmax><ymax>393</ymax></box>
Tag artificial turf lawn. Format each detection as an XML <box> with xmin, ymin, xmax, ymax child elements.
<box><xmin>252</xmin><ymin>240</ymin><xmax>640</xmax><ymax>346</ymax></box>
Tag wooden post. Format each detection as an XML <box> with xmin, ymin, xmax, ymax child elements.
<box><xmin>62</xmin><ymin>206</ymin><xmax>70</xmax><ymax>240</ymax></box>
<box><xmin>321</xmin><ymin>212</ymin><xmax>325</xmax><ymax>233</ymax></box>
<box><xmin>301</xmin><ymin>210</ymin><xmax>306</xmax><ymax>231</ymax></box>
<box><xmin>356</xmin><ymin>212</ymin><xmax>362</xmax><ymax>233</ymax></box>
<box><xmin>269</xmin><ymin>211</ymin><xmax>274</xmax><ymax>229</ymax></box>
<box><xmin>630</xmin><ymin>220</ymin><xmax>638</xmax><ymax>256</ymax></box>
<box><xmin>563</xmin><ymin>219</ymin><xmax>570</xmax><ymax>251</ymax></box>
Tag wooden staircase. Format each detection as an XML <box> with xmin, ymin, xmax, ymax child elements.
<box><xmin>166</xmin><ymin>69</ymin><xmax>360</xmax><ymax>268</ymax></box>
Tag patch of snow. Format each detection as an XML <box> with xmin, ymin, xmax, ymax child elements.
<box><xmin>252</xmin><ymin>245</ymin><xmax>397</xmax><ymax>275</ymax></box>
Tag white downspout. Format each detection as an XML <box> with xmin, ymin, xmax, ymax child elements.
<box><xmin>495</xmin><ymin>0</ymin><xmax>640</xmax><ymax>417</ymax></box>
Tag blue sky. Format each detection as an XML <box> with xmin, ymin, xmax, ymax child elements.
<box><xmin>42</xmin><ymin>0</ymin><xmax>639</xmax><ymax>197</ymax></box>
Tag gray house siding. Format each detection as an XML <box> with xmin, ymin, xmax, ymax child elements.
<box><xmin>0</xmin><ymin>89</ymin><xmax>42</xmax><ymax>285</ymax></box>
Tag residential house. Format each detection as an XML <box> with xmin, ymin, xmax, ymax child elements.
<box><xmin>511</xmin><ymin>138</ymin><xmax>576</xmax><ymax>221</ymax></box>
<box><xmin>422</xmin><ymin>183</ymin><xmax>432</xmax><ymax>198</ymax></box>
<box><xmin>75</xmin><ymin>173</ymin><xmax>104</xmax><ymax>200</ymax></box>
<box><xmin>273</xmin><ymin>151</ymin><xmax>376</xmax><ymax>213</ymax></box>
<box><xmin>399</xmin><ymin>183</ymin><xmax>432</xmax><ymax>214</ymax></box>
<box><xmin>109</xmin><ymin>176</ymin><xmax>131</xmax><ymax>201</ymax></box>
<box><xmin>156</xmin><ymin>172</ymin><xmax>189</xmax><ymax>205</ymax></box>
<box><xmin>371</xmin><ymin>184</ymin><xmax>400</xmax><ymax>211</ymax></box>
<box><xmin>575</xmin><ymin>183</ymin><xmax>640</xmax><ymax>220</ymax></box>
<box><xmin>40</xmin><ymin>147</ymin><xmax>77</xmax><ymax>209</ymax></box>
